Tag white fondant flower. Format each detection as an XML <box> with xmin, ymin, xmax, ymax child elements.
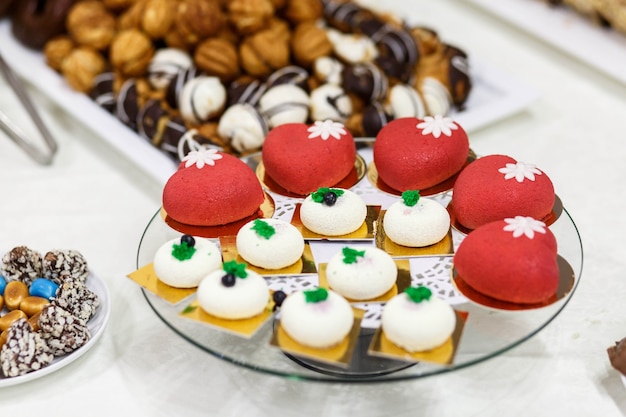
<box><xmin>307</xmin><ymin>119</ymin><xmax>347</xmax><ymax>140</ymax></box>
<box><xmin>503</xmin><ymin>216</ymin><xmax>547</xmax><ymax>239</ymax></box>
<box><xmin>182</xmin><ymin>147</ymin><xmax>223</xmax><ymax>169</ymax></box>
<box><xmin>498</xmin><ymin>161</ymin><xmax>543</xmax><ymax>182</ymax></box>
<box><xmin>416</xmin><ymin>115</ymin><xmax>458</xmax><ymax>138</ymax></box>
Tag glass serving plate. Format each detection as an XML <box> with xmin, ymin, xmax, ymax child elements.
<box><xmin>135</xmin><ymin>148</ymin><xmax>583</xmax><ymax>383</ymax></box>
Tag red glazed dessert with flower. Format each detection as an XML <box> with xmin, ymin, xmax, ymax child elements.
<box><xmin>261</xmin><ymin>120</ymin><xmax>357</xmax><ymax>195</ymax></box>
<box><xmin>373</xmin><ymin>116</ymin><xmax>469</xmax><ymax>192</ymax></box>
<box><xmin>453</xmin><ymin>216</ymin><xmax>559</xmax><ymax>304</ymax></box>
<box><xmin>450</xmin><ymin>154</ymin><xmax>555</xmax><ymax>230</ymax></box>
<box><xmin>162</xmin><ymin>148</ymin><xmax>265</xmax><ymax>226</ymax></box>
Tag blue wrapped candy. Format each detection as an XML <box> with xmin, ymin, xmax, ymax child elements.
<box><xmin>0</xmin><ymin>275</ymin><xmax>5</xmax><ymax>295</ymax></box>
<box><xmin>29</xmin><ymin>278</ymin><xmax>60</xmax><ymax>300</ymax></box>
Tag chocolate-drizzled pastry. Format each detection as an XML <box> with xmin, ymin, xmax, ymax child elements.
<box><xmin>309</xmin><ymin>83</ymin><xmax>352</xmax><ymax>123</ymax></box>
<box><xmin>218</xmin><ymin>103</ymin><xmax>269</xmax><ymax>153</ymax></box>
<box><xmin>148</xmin><ymin>48</ymin><xmax>193</xmax><ymax>90</ymax></box>
<box><xmin>116</xmin><ymin>79</ymin><xmax>142</xmax><ymax>130</ymax></box>
<box><xmin>374</xmin><ymin>26</ymin><xmax>420</xmax><ymax>83</ymax></box>
<box><xmin>0</xmin><ymin>0</ymin><xmax>15</xmax><ymax>17</ymax></box>
<box><xmin>136</xmin><ymin>98</ymin><xmax>169</xmax><ymax>142</ymax></box>
<box><xmin>89</xmin><ymin>72</ymin><xmax>117</xmax><ymax>113</ymax></box>
<box><xmin>361</xmin><ymin>101</ymin><xmax>392</xmax><ymax>137</ymax></box>
<box><xmin>341</xmin><ymin>63</ymin><xmax>388</xmax><ymax>102</ymax></box>
<box><xmin>158</xmin><ymin>117</ymin><xmax>223</xmax><ymax>161</ymax></box>
<box><xmin>264</xmin><ymin>65</ymin><xmax>310</xmax><ymax>91</ymax></box>
<box><xmin>11</xmin><ymin>0</ymin><xmax>74</xmax><ymax>50</ymax></box>
<box><xmin>387</xmin><ymin>84</ymin><xmax>426</xmax><ymax>119</ymax></box>
<box><xmin>227</xmin><ymin>77</ymin><xmax>267</xmax><ymax>107</ymax></box>
<box><xmin>258</xmin><ymin>84</ymin><xmax>310</xmax><ymax>128</ymax></box>
<box><xmin>178</xmin><ymin>75</ymin><xmax>227</xmax><ymax>124</ymax></box>
<box><xmin>418</xmin><ymin>77</ymin><xmax>452</xmax><ymax>116</ymax></box>
<box><xmin>322</xmin><ymin>0</ymin><xmax>364</xmax><ymax>32</ymax></box>
<box><xmin>165</xmin><ymin>66</ymin><xmax>200</xmax><ymax>109</ymax></box>
<box><xmin>313</xmin><ymin>56</ymin><xmax>344</xmax><ymax>85</ymax></box>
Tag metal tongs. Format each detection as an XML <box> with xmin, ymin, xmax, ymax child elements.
<box><xmin>0</xmin><ymin>52</ymin><xmax>57</xmax><ymax>165</ymax></box>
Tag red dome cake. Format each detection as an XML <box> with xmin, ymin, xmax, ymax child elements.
<box><xmin>373</xmin><ymin>115</ymin><xmax>469</xmax><ymax>192</ymax></box>
<box><xmin>261</xmin><ymin>120</ymin><xmax>356</xmax><ymax>195</ymax></box>
<box><xmin>453</xmin><ymin>216</ymin><xmax>559</xmax><ymax>304</ymax></box>
<box><xmin>162</xmin><ymin>148</ymin><xmax>265</xmax><ymax>226</ymax></box>
<box><xmin>451</xmin><ymin>154</ymin><xmax>555</xmax><ymax>230</ymax></box>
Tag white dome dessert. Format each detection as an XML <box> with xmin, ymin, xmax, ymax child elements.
<box><xmin>236</xmin><ymin>218</ymin><xmax>305</xmax><ymax>270</ymax></box>
<box><xmin>197</xmin><ymin>261</ymin><xmax>270</xmax><ymax>320</ymax></box>
<box><xmin>382</xmin><ymin>286</ymin><xmax>456</xmax><ymax>352</ymax></box>
<box><xmin>153</xmin><ymin>235</ymin><xmax>221</xmax><ymax>288</ymax></box>
<box><xmin>279</xmin><ymin>288</ymin><xmax>353</xmax><ymax>349</ymax></box>
<box><xmin>326</xmin><ymin>246</ymin><xmax>397</xmax><ymax>301</ymax></box>
<box><xmin>384</xmin><ymin>190</ymin><xmax>450</xmax><ymax>247</ymax></box>
<box><xmin>300</xmin><ymin>188</ymin><xmax>367</xmax><ymax>236</ymax></box>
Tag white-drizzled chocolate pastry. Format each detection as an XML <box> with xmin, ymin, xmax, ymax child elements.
<box><xmin>218</xmin><ymin>103</ymin><xmax>269</xmax><ymax>153</ymax></box>
<box><xmin>374</xmin><ymin>26</ymin><xmax>419</xmax><ymax>84</ymax></box>
<box><xmin>341</xmin><ymin>62</ymin><xmax>388</xmax><ymax>102</ymax></box>
<box><xmin>89</xmin><ymin>71</ymin><xmax>116</xmax><ymax>113</ymax></box>
<box><xmin>387</xmin><ymin>83</ymin><xmax>426</xmax><ymax>119</ymax></box>
<box><xmin>147</xmin><ymin>47</ymin><xmax>193</xmax><ymax>90</ymax></box>
<box><xmin>0</xmin><ymin>319</ymin><xmax>53</xmax><ymax>377</ymax></box>
<box><xmin>264</xmin><ymin>65</ymin><xmax>310</xmax><ymax>91</ymax></box>
<box><xmin>179</xmin><ymin>75</ymin><xmax>227</xmax><ymax>124</ymax></box>
<box><xmin>156</xmin><ymin>116</ymin><xmax>223</xmax><ymax>160</ymax></box>
<box><xmin>136</xmin><ymin>98</ymin><xmax>169</xmax><ymax>142</ymax></box>
<box><xmin>226</xmin><ymin>77</ymin><xmax>267</xmax><ymax>107</ymax></box>
<box><xmin>115</xmin><ymin>78</ymin><xmax>142</xmax><ymax>130</ymax></box>
<box><xmin>310</xmin><ymin>83</ymin><xmax>353</xmax><ymax>123</ymax></box>
<box><xmin>258</xmin><ymin>84</ymin><xmax>310</xmax><ymax>128</ymax></box>
<box><xmin>313</xmin><ymin>56</ymin><xmax>344</xmax><ymax>85</ymax></box>
<box><xmin>362</xmin><ymin>101</ymin><xmax>393</xmax><ymax>137</ymax></box>
<box><xmin>165</xmin><ymin>66</ymin><xmax>200</xmax><ymax>110</ymax></box>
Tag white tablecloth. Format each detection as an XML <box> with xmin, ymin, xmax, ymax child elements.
<box><xmin>0</xmin><ymin>0</ymin><xmax>625</xmax><ymax>415</ymax></box>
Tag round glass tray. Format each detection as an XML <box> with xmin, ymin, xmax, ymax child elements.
<box><xmin>135</xmin><ymin>149</ymin><xmax>583</xmax><ymax>383</ymax></box>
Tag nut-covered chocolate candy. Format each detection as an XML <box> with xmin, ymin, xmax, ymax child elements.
<box><xmin>310</xmin><ymin>83</ymin><xmax>352</xmax><ymax>123</ymax></box>
<box><xmin>218</xmin><ymin>103</ymin><xmax>268</xmax><ymax>153</ymax></box>
<box><xmin>148</xmin><ymin>48</ymin><xmax>193</xmax><ymax>90</ymax></box>
<box><xmin>258</xmin><ymin>84</ymin><xmax>310</xmax><ymax>128</ymax></box>
<box><xmin>110</xmin><ymin>29</ymin><xmax>155</xmax><ymax>77</ymax></box>
<box><xmin>0</xmin><ymin>318</ymin><xmax>53</xmax><ymax>377</ymax></box>
<box><xmin>42</xmin><ymin>249</ymin><xmax>90</xmax><ymax>285</ymax></box>
<box><xmin>66</xmin><ymin>0</ymin><xmax>116</xmax><ymax>50</ymax></box>
<box><xmin>1</xmin><ymin>246</ymin><xmax>42</xmax><ymax>286</ymax></box>
<box><xmin>38</xmin><ymin>304</ymin><xmax>91</xmax><ymax>356</ymax></box>
<box><xmin>53</xmin><ymin>277</ymin><xmax>100</xmax><ymax>322</ymax></box>
<box><xmin>179</xmin><ymin>75</ymin><xmax>227</xmax><ymax>124</ymax></box>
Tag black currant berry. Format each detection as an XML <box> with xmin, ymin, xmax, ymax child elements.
<box><xmin>323</xmin><ymin>191</ymin><xmax>337</xmax><ymax>206</ymax></box>
<box><xmin>181</xmin><ymin>234</ymin><xmax>195</xmax><ymax>247</ymax></box>
<box><xmin>273</xmin><ymin>290</ymin><xmax>287</xmax><ymax>308</ymax></box>
<box><xmin>221</xmin><ymin>273</ymin><xmax>236</xmax><ymax>287</ymax></box>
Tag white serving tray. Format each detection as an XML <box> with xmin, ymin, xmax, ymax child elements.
<box><xmin>0</xmin><ymin>20</ymin><xmax>539</xmax><ymax>186</ymax></box>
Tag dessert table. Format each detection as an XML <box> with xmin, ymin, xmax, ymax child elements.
<box><xmin>0</xmin><ymin>0</ymin><xmax>625</xmax><ymax>415</ymax></box>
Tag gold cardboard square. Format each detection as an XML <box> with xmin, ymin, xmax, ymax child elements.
<box><xmin>375</xmin><ymin>210</ymin><xmax>454</xmax><ymax>257</ymax></box>
<box><xmin>179</xmin><ymin>299</ymin><xmax>274</xmax><ymax>338</ymax></box>
<box><xmin>317</xmin><ymin>259</ymin><xmax>412</xmax><ymax>303</ymax></box>
<box><xmin>291</xmin><ymin>204</ymin><xmax>381</xmax><ymax>240</ymax></box>
<box><xmin>127</xmin><ymin>263</ymin><xmax>197</xmax><ymax>304</ymax></box>
<box><xmin>367</xmin><ymin>310</ymin><xmax>468</xmax><ymax>365</ymax></box>
<box><xmin>269</xmin><ymin>308</ymin><xmax>364</xmax><ymax>367</ymax></box>
<box><xmin>219</xmin><ymin>235</ymin><xmax>317</xmax><ymax>275</ymax></box>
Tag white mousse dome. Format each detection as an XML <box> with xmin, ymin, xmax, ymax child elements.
<box><xmin>153</xmin><ymin>236</ymin><xmax>221</xmax><ymax>288</ymax></box>
<box><xmin>326</xmin><ymin>246</ymin><xmax>397</xmax><ymax>300</ymax></box>
<box><xmin>384</xmin><ymin>194</ymin><xmax>450</xmax><ymax>247</ymax></box>
<box><xmin>236</xmin><ymin>218</ymin><xmax>305</xmax><ymax>269</ymax></box>
<box><xmin>300</xmin><ymin>188</ymin><xmax>367</xmax><ymax>236</ymax></box>
<box><xmin>197</xmin><ymin>264</ymin><xmax>270</xmax><ymax>320</ymax></box>
<box><xmin>280</xmin><ymin>288</ymin><xmax>353</xmax><ymax>349</ymax></box>
<box><xmin>382</xmin><ymin>287</ymin><xmax>456</xmax><ymax>352</ymax></box>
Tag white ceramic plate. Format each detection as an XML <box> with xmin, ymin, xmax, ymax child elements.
<box><xmin>0</xmin><ymin>272</ymin><xmax>111</xmax><ymax>387</ymax></box>
<box><xmin>0</xmin><ymin>20</ymin><xmax>539</xmax><ymax>186</ymax></box>
<box><xmin>465</xmin><ymin>0</ymin><xmax>626</xmax><ymax>85</ymax></box>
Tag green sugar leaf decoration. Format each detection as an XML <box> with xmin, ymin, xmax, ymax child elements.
<box><xmin>401</xmin><ymin>190</ymin><xmax>421</xmax><ymax>207</ymax></box>
<box><xmin>342</xmin><ymin>247</ymin><xmax>365</xmax><ymax>264</ymax></box>
<box><xmin>172</xmin><ymin>242</ymin><xmax>196</xmax><ymax>261</ymax></box>
<box><xmin>181</xmin><ymin>305</ymin><xmax>198</xmax><ymax>315</ymax></box>
<box><xmin>311</xmin><ymin>187</ymin><xmax>344</xmax><ymax>203</ymax></box>
<box><xmin>405</xmin><ymin>286</ymin><xmax>432</xmax><ymax>303</ymax></box>
<box><xmin>304</xmin><ymin>287</ymin><xmax>329</xmax><ymax>303</ymax></box>
<box><xmin>251</xmin><ymin>219</ymin><xmax>276</xmax><ymax>239</ymax></box>
<box><xmin>222</xmin><ymin>260</ymin><xmax>248</xmax><ymax>278</ymax></box>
